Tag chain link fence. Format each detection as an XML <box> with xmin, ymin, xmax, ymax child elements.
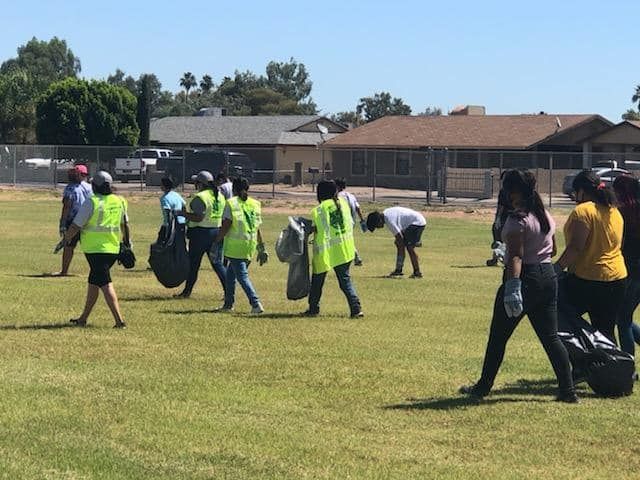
<box><xmin>2</xmin><ymin>144</ymin><xmax>638</xmax><ymax>206</ymax></box>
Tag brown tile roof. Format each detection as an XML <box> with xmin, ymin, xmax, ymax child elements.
<box><xmin>326</xmin><ymin>114</ymin><xmax>608</xmax><ymax>150</ymax></box>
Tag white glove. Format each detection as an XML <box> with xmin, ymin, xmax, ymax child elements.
<box><xmin>503</xmin><ymin>278</ymin><xmax>523</xmax><ymax>318</ymax></box>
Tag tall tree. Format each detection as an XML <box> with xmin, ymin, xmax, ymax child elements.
<box><xmin>179</xmin><ymin>72</ymin><xmax>197</xmax><ymax>99</ymax></box>
<box><xmin>632</xmin><ymin>85</ymin><xmax>640</xmax><ymax>109</ymax></box>
<box><xmin>0</xmin><ymin>69</ymin><xmax>37</xmax><ymax>142</ymax></box>
<box><xmin>265</xmin><ymin>57</ymin><xmax>312</xmax><ymax>102</ymax></box>
<box><xmin>330</xmin><ymin>111</ymin><xmax>363</xmax><ymax>128</ymax></box>
<box><xmin>36</xmin><ymin>78</ymin><xmax>139</xmax><ymax>145</ymax></box>
<box><xmin>137</xmin><ymin>75</ymin><xmax>152</xmax><ymax>145</ymax></box>
<box><xmin>200</xmin><ymin>74</ymin><xmax>214</xmax><ymax>94</ymax></box>
<box><xmin>356</xmin><ymin>92</ymin><xmax>411</xmax><ymax>122</ymax></box>
<box><xmin>1</xmin><ymin>37</ymin><xmax>80</xmax><ymax>91</ymax></box>
<box><xmin>107</xmin><ymin>68</ymin><xmax>137</xmax><ymax>95</ymax></box>
<box><xmin>622</xmin><ymin>109</ymin><xmax>640</xmax><ymax>121</ymax></box>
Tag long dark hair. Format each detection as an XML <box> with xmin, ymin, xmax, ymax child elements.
<box><xmin>614</xmin><ymin>175</ymin><xmax>640</xmax><ymax>236</ymax></box>
<box><xmin>572</xmin><ymin>169</ymin><xmax>617</xmax><ymax>207</ymax></box>
<box><xmin>232</xmin><ymin>177</ymin><xmax>250</xmax><ymax>201</ymax></box>
<box><xmin>93</xmin><ymin>183</ymin><xmax>112</xmax><ymax>195</ymax></box>
<box><xmin>501</xmin><ymin>169</ymin><xmax>550</xmax><ymax>234</ymax></box>
<box><xmin>317</xmin><ymin>180</ymin><xmax>343</xmax><ymax>225</ymax></box>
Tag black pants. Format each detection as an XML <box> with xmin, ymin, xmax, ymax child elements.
<box><xmin>566</xmin><ymin>274</ymin><xmax>627</xmax><ymax>342</ymax></box>
<box><xmin>476</xmin><ymin>264</ymin><xmax>574</xmax><ymax>395</ymax></box>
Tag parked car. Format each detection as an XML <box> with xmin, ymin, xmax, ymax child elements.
<box><xmin>563</xmin><ymin>166</ymin><xmax>632</xmax><ymax>198</ymax></box>
<box><xmin>114</xmin><ymin>148</ymin><xmax>173</xmax><ymax>182</ymax></box>
<box><xmin>156</xmin><ymin>149</ymin><xmax>254</xmax><ymax>185</ymax></box>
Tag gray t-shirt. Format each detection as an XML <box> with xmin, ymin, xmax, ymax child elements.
<box><xmin>73</xmin><ymin>195</ymin><xmax>129</xmax><ymax>228</ymax></box>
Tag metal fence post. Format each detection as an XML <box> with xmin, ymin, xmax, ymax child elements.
<box><xmin>272</xmin><ymin>168</ymin><xmax>276</xmax><ymax>199</ymax></box>
<box><xmin>372</xmin><ymin>149</ymin><xmax>376</xmax><ymax>202</ymax></box>
<box><xmin>442</xmin><ymin>148</ymin><xmax>448</xmax><ymax>204</ymax></box>
<box><xmin>12</xmin><ymin>146</ymin><xmax>16</xmax><ymax>186</ymax></box>
<box><xmin>426</xmin><ymin>148</ymin><xmax>432</xmax><ymax>206</ymax></box>
<box><xmin>181</xmin><ymin>150</ymin><xmax>186</xmax><ymax>193</ymax></box>
<box><xmin>548</xmin><ymin>153</ymin><xmax>553</xmax><ymax>208</ymax></box>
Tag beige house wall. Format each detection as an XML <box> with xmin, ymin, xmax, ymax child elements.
<box><xmin>274</xmin><ymin>146</ymin><xmax>334</xmax><ymax>183</ymax></box>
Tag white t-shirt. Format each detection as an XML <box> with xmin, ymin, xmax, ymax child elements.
<box><xmin>219</xmin><ymin>181</ymin><xmax>233</xmax><ymax>199</ymax></box>
<box><xmin>383</xmin><ymin>207</ymin><xmax>426</xmax><ymax>236</ymax></box>
<box><xmin>338</xmin><ymin>191</ymin><xmax>360</xmax><ymax>224</ymax></box>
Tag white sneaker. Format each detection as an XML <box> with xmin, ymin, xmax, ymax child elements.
<box><xmin>251</xmin><ymin>303</ymin><xmax>264</xmax><ymax>314</ymax></box>
<box><xmin>215</xmin><ymin>305</ymin><xmax>234</xmax><ymax>312</ymax></box>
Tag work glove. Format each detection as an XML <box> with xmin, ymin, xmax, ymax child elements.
<box><xmin>256</xmin><ymin>242</ymin><xmax>268</xmax><ymax>266</ymax></box>
<box><xmin>503</xmin><ymin>278</ymin><xmax>523</xmax><ymax>318</ymax></box>
<box><xmin>360</xmin><ymin>220</ymin><xmax>367</xmax><ymax>233</ymax></box>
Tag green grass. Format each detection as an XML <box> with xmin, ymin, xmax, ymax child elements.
<box><xmin>1</xmin><ymin>190</ymin><xmax>639</xmax><ymax>479</ymax></box>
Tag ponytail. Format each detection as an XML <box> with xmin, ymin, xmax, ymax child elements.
<box><xmin>572</xmin><ymin>170</ymin><xmax>617</xmax><ymax>207</ymax></box>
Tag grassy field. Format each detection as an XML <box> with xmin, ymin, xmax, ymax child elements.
<box><xmin>1</xmin><ymin>188</ymin><xmax>639</xmax><ymax>479</ymax></box>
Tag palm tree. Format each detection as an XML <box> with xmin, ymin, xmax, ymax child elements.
<box><xmin>200</xmin><ymin>74</ymin><xmax>213</xmax><ymax>94</ymax></box>
<box><xmin>632</xmin><ymin>85</ymin><xmax>640</xmax><ymax>107</ymax></box>
<box><xmin>179</xmin><ymin>72</ymin><xmax>197</xmax><ymax>100</ymax></box>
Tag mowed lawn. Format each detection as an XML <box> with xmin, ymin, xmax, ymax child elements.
<box><xmin>1</xmin><ymin>189</ymin><xmax>639</xmax><ymax>480</ymax></box>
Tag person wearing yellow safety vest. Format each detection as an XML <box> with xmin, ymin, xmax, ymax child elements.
<box><xmin>215</xmin><ymin>177</ymin><xmax>267</xmax><ymax>314</ymax></box>
<box><xmin>63</xmin><ymin>171</ymin><xmax>129</xmax><ymax>328</ymax></box>
<box><xmin>176</xmin><ymin>170</ymin><xmax>227</xmax><ymax>298</ymax></box>
<box><xmin>304</xmin><ymin>180</ymin><xmax>363</xmax><ymax>318</ymax></box>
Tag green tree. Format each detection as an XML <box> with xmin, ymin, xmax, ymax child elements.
<box><xmin>107</xmin><ymin>68</ymin><xmax>137</xmax><ymax>95</ymax></box>
<box><xmin>265</xmin><ymin>58</ymin><xmax>313</xmax><ymax>101</ymax></box>
<box><xmin>419</xmin><ymin>106</ymin><xmax>442</xmax><ymax>116</ymax></box>
<box><xmin>1</xmin><ymin>37</ymin><xmax>80</xmax><ymax>91</ymax></box>
<box><xmin>356</xmin><ymin>92</ymin><xmax>412</xmax><ymax>122</ymax></box>
<box><xmin>245</xmin><ymin>88</ymin><xmax>303</xmax><ymax>115</ymax></box>
<box><xmin>179</xmin><ymin>72</ymin><xmax>197</xmax><ymax>99</ymax></box>
<box><xmin>622</xmin><ymin>109</ymin><xmax>640</xmax><ymax>121</ymax></box>
<box><xmin>0</xmin><ymin>69</ymin><xmax>37</xmax><ymax>142</ymax></box>
<box><xmin>137</xmin><ymin>75</ymin><xmax>152</xmax><ymax>145</ymax></box>
<box><xmin>200</xmin><ymin>74</ymin><xmax>214</xmax><ymax>94</ymax></box>
<box><xmin>36</xmin><ymin>78</ymin><xmax>139</xmax><ymax>145</ymax></box>
<box><xmin>330</xmin><ymin>111</ymin><xmax>362</xmax><ymax>127</ymax></box>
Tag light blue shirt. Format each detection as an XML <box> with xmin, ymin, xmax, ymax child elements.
<box><xmin>160</xmin><ymin>190</ymin><xmax>186</xmax><ymax>225</ymax></box>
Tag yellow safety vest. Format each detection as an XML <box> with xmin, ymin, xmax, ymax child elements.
<box><xmin>80</xmin><ymin>194</ymin><xmax>127</xmax><ymax>254</ymax></box>
<box><xmin>188</xmin><ymin>189</ymin><xmax>225</xmax><ymax>228</ymax></box>
<box><xmin>311</xmin><ymin>198</ymin><xmax>355</xmax><ymax>274</ymax></box>
<box><xmin>223</xmin><ymin>196</ymin><xmax>262</xmax><ymax>260</ymax></box>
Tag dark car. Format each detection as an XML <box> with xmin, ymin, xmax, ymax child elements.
<box><xmin>157</xmin><ymin>149</ymin><xmax>254</xmax><ymax>185</ymax></box>
<box><xmin>562</xmin><ymin>166</ymin><xmax>631</xmax><ymax>198</ymax></box>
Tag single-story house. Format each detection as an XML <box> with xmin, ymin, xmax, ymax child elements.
<box><xmin>150</xmin><ymin>115</ymin><xmax>347</xmax><ymax>183</ymax></box>
<box><xmin>324</xmin><ymin>110</ymin><xmax>640</xmax><ymax>190</ymax></box>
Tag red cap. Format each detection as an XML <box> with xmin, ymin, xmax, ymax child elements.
<box><xmin>74</xmin><ymin>165</ymin><xmax>88</xmax><ymax>175</ymax></box>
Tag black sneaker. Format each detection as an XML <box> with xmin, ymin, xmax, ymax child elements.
<box><xmin>350</xmin><ymin>311</ymin><xmax>364</xmax><ymax>318</ymax></box>
<box><xmin>459</xmin><ymin>384</ymin><xmax>489</xmax><ymax>399</ymax></box>
<box><xmin>556</xmin><ymin>392</ymin><xmax>579</xmax><ymax>404</ymax></box>
<box><xmin>303</xmin><ymin>309</ymin><xmax>319</xmax><ymax>317</ymax></box>
<box><xmin>410</xmin><ymin>271</ymin><xmax>423</xmax><ymax>279</ymax></box>
<box><xmin>388</xmin><ymin>270</ymin><xmax>404</xmax><ymax>277</ymax></box>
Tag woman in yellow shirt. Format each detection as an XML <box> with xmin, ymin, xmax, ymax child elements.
<box><xmin>556</xmin><ymin>170</ymin><xmax>627</xmax><ymax>341</ymax></box>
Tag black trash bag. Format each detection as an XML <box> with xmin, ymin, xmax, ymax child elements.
<box><xmin>557</xmin><ymin>276</ymin><xmax>634</xmax><ymax>397</ymax></box>
<box><xmin>148</xmin><ymin>212</ymin><xmax>189</xmax><ymax>288</ymax></box>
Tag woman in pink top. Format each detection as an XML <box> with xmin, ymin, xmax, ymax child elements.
<box><xmin>461</xmin><ymin>169</ymin><xmax>576</xmax><ymax>403</ymax></box>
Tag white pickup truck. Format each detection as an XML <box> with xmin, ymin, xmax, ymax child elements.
<box><xmin>114</xmin><ymin>148</ymin><xmax>173</xmax><ymax>182</ymax></box>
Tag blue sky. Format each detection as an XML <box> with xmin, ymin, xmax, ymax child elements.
<box><xmin>2</xmin><ymin>0</ymin><xmax>639</xmax><ymax>120</ymax></box>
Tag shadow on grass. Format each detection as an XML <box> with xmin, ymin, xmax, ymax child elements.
<box><xmin>17</xmin><ymin>273</ymin><xmax>78</xmax><ymax>278</ymax></box>
<box><xmin>384</xmin><ymin>395</ymin><xmax>546</xmax><ymax>411</ymax></box>
<box><xmin>160</xmin><ymin>309</ymin><xmax>221</xmax><ymax>315</ymax></box>
<box><xmin>0</xmin><ymin>322</ymin><xmax>90</xmax><ymax>330</ymax></box>
<box><xmin>450</xmin><ymin>265</ymin><xmax>490</xmax><ymax>269</ymax></box>
<box><xmin>121</xmin><ymin>295</ymin><xmax>173</xmax><ymax>302</ymax></box>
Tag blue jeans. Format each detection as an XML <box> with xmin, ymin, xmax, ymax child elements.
<box><xmin>224</xmin><ymin>258</ymin><xmax>260</xmax><ymax>308</ymax></box>
<box><xmin>309</xmin><ymin>262</ymin><xmax>361</xmax><ymax>315</ymax></box>
<box><xmin>183</xmin><ymin>227</ymin><xmax>226</xmax><ymax>295</ymax></box>
<box><xmin>617</xmin><ymin>276</ymin><xmax>640</xmax><ymax>355</ymax></box>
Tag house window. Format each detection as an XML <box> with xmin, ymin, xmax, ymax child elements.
<box><xmin>395</xmin><ymin>152</ymin><xmax>410</xmax><ymax>175</ymax></box>
<box><xmin>351</xmin><ymin>151</ymin><xmax>366</xmax><ymax>175</ymax></box>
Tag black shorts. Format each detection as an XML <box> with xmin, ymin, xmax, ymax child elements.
<box><xmin>85</xmin><ymin>253</ymin><xmax>118</xmax><ymax>287</ymax></box>
<box><xmin>402</xmin><ymin>225</ymin><xmax>425</xmax><ymax>247</ymax></box>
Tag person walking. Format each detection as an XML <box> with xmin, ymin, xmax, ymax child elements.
<box><xmin>555</xmin><ymin>170</ymin><xmax>627</xmax><ymax>342</ymax></box>
<box><xmin>159</xmin><ymin>176</ymin><xmax>186</xmax><ymax>230</ymax></box>
<box><xmin>613</xmin><ymin>175</ymin><xmax>640</xmax><ymax>356</ymax></box>
<box><xmin>335</xmin><ymin>178</ymin><xmax>366</xmax><ymax>266</ymax></box>
<box><xmin>215</xmin><ymin>177</ymin><xmax>267</xmax><ymax>314</ymax></box>
<box><xmin>63</xmin><ymin>171</ymin><xmax>128</xmax><ymax>328</ymax></box>
<box><xmin>366</xmin><ymin>207</ymin><xmax>426</xmax><ymax>278</ymax></box>
<box><xmin>305</xmin><ymin>180</ymin><xmax>363</xmax><ymax>318</ymax></box>
<box><xmin>54</xmin><ymin>164</ymin><xmax>92</xmax><ymax>276</ymax></box>
<box><xmin>460</xmin><ymin>169</ymin><xmax>576</xmax><ymax>402</ymax></box>
<box><xmin>176</xmin><ymin>171</ymin><xmax>227</xmax><ymax>298</ymax></box>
